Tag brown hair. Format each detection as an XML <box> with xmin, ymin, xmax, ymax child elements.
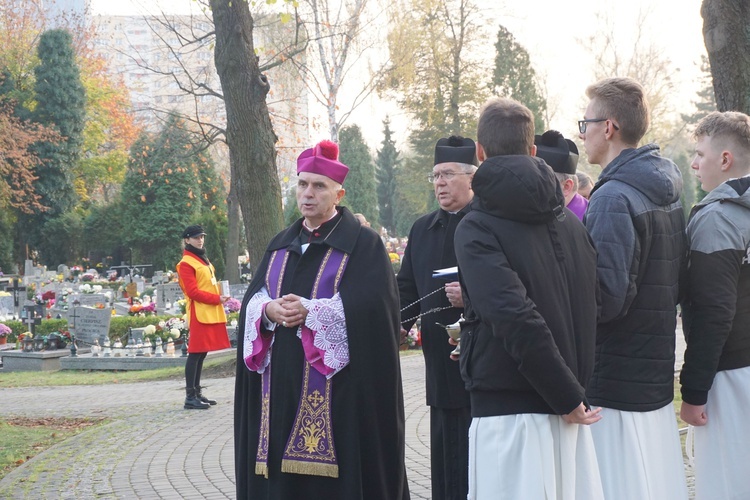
<box><xmin>477</xmin><ymin>97</ymin><xmax>535</xmax><ymax>158</ymax></box>
<box><xmin>694</xmin><ymin>111</ymin><xmax>750</xmax><ymax>163</ymax></box>
<box><xmin>585</xmin><ymin>77</ymin><xmax>649</xmax><ymax>145</ymax></box>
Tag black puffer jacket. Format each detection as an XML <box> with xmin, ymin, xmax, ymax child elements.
<box><xmin>585</xmin><ymin>144</ymin><xmax>687</xmax><ymax>411</ymax></box>
<box><xmin>455</xmin><ymin>155</ymin><xmax>599</xmax><ymax>417</ymax></box>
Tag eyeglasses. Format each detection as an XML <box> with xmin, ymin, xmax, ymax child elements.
<box><xmin>578</xmin><ymin>118</ymin><xmax>620</xmax><ymax>134</ymax></box>
<box><xmin>427</xmin><ymin>171</ymin><xmax>472</xmax><ymax>183</ymax></box>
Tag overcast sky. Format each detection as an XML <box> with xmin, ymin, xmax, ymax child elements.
<box><xmin>89</xmin><ymin>0</ymin><xmax>708</xmax><ymax>148</ymax></box>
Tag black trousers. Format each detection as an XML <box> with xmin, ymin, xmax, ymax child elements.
<box><xmin>430</xmin><ymin>406</ymin><xmax>471</xmax><ymax>500</ymax></box>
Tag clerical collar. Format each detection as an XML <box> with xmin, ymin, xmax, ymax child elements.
<box><xmin>299</xmin><ymin>209</ymin><xmax>342</xmax><ymax>253</ymax></box>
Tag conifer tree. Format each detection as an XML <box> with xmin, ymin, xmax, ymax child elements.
<box><xmin>338</xmin><ymin>125</ymin><xmax>377</xmax><ymax>224</ymax></box>
<box><xmin>32</xmin><ymin>28</ymin><xmax>85</xmax><ymax>218</ymax></box>
<box><xmin>492</xmin><ymin>25</ymin><xmax>547</xmax><ymax>133</ymax></box>
<box><xmin>120</xmin><ymin>116</ymin><xmax>209</xmax><ymax>272</ymax></box>
<box><xmin>376</xmin><ymin>116</ymin><xmax>399</xmax><ymax>235</ymax></box>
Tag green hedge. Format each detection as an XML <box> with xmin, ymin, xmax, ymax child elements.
<box><xmin>2</xmin><ymin>311</ymin><xmax>236</xmax><ymax>343</ymax></box>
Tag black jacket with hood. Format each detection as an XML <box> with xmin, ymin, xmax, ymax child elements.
<box><xmin>454</xmin><ymin>155</ymin><xmax>599</xmax><ymax>417</ymax></box>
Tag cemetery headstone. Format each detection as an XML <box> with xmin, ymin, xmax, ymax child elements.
<box><xmin>68</xmin><ymin>306</ymin><xmax>112</xmax><ymax>348</ymax></box>
<box><xmin>156</xmin><ymin>283</ymin><xmax>184</xmax><ymax>314</ymax></box>
<box><xmin>58</xmin><ymin>264</ymin><xmax>70</xmax><ymax>280</ymax></box>
<box><xmin>75</xmin><ymin>293</ymin><xmax>109</xmax><ymax>308</ymax></box>
<box><xmin>0</xmin><ymin>295</ymin><xmax>14</xmax><ymax>318</ymax></box>
<box><xmin>7</xmin><ymin>278</ymin><xmax>26</xmax><ymax>318</ymax></box>
<box><xmin>229</xmin><ymin>284</ymin><xmax>249</xmax><ymax>299</ymax></box>
<box><xmin>134</xmin><ymin>277</ymin><xmax>145</xmax><ymax>294</ymax></box>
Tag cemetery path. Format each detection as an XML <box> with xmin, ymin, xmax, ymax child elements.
<box><xmin>0</xmin><ymin>353</ymin><xmax>432</xmax><ymax>499</ymax></box>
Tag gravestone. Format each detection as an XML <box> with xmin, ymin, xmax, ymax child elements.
<box><xmin>7</xmin><ymin>278</ymin><xmax>26</xmax><ymax>318</ymax></box>
<box><xmin>156</xmin><ymin>283</ymin><xmax>184</xmax><ymax>315</ymax></box>
<box><xmin>152</xmin><ymin>271</ymin><xmax>165</xmax><ymax>285</ymax></box>
<box><xmin>75</xmin><ymin>293</ymin><xmax>109</xmax><ymax>308</ymax></box>
<box><xmin>68</xmin><ymin>306</ymin><xmax>112</xmax><ymax>348</ymax></box>
<box><xmin>134</xmin><ymin>277</ymin><xmax>145</xmax><ymax>294</ymax></box>
<box><xmin>229</xmin><ymin>284</ymin><xmax>249</xmax><ymax>299</ymax></box>
<box><xmin>0</xmin><ymin>295</ymin><xmax>14</xmax><ymax>318</ymax></box>
<box><xmin>23</xmin><ymin>260</ymin><xmax>34</xmax><ymax>278</ymax></box>
<box><xmin>58</xmin><ymin>264</ymin><xmax>70</xmax><ymax>280</ymax></box>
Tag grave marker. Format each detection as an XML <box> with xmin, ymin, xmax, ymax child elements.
<box><xmin>156</xmin><ymin>283</ymin><xmax>184</xmax><ymax>314</ymax></box>
<box><xmin>229</xmin><ymin>284</ymin><xmax>249</xmax><ymax>299</ymax></box>
<box><xmin>75</xmin><ymin>293</ymin><xmax>109</xmax><ymax>308</ymax></box>
<box><xmin>68</xmin><ymin>306</ymin><xmax>112</xmax><ymax>348</ymax></box>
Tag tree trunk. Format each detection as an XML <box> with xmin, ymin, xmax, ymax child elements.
<box><xmin>702</xmin><ymin>0</ymin><xmax>750</xmax><ymax>113</ymax></box>
<box><xmin>225</xmin><ymin>182</ymin><xmax>241</xmax><ymax>283</ymax></box>
<box><xmin>210</xmin><ymin>0</ymin><xmax>284</xmax><ymax>270</ymax></box>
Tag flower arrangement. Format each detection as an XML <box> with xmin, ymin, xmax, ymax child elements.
<box><xmin>176</xmin><ymin>299</ymin><xmax>187</xmax><ymax>314</ymax></box>
<box><xmin>128</xmin><ymin>296</ymin><xmax>156</xmax><ymax>316</ymax></box>
<box><xmin>405</xmin><ymin>326</ymin><xmax>420</xmax><ymax>348</ymax></box>
<box><xmin>224</xmin><ymin>297</ymin><xmax>242</xmax><ymax>314</ymax></box>
<box><xmin>41</xmin><ymin>290</ymin><xmax>56</xmax><ymax>301</ymax></box>
<box><xmin>164</xmin><ymin>317</ymin><xmax>189</xmax><ymax>338</ymax></box>
<box><xmin>0</xmin><ymin>323</ymin><xmax>11</xmax><ymax>338</ymax></box>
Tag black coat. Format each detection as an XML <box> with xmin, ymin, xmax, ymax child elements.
<box><xmin>398</xmin><ymin>206</ymin><xmax>471</xmax><ymax>409</ymax></box>
<box><xmin>455</xmin><ymin>155</ymin><xmax>599</xmax><ymax>417</ymax></box>
<box><xmin>234</xmin><ymin>207</ymin><xmax>409</xmax><ymax>500</ymax></box>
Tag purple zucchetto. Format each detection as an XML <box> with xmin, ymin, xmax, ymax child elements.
<box><xmin>296</xmin><ymin>140</ymin><xmax>350</xmax><ymax>185</ymax></box>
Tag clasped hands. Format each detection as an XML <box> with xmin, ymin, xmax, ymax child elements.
<box><xmin>266</xmin><ymin>294</ymin><xmax>309</xmax><ymax>329</ymax></box>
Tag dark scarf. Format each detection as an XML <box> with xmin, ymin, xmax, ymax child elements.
<box><xmin>185</xmin><ymin>244</ymin><xmax>209</xmax><ymax>265</ymax></box>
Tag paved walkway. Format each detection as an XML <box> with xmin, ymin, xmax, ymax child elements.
<box><xmin>0</xmin><ymin>353</ymin><xmax>431</xmax><ymax>499</ymax></box>
<box><xmin>0</xmin><ymin>343</ymin><xmax>693</xmax><ymax>499</ymax></box>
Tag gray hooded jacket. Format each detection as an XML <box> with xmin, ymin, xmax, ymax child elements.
<box><xmin>680</xmin><ymin>176</ymin><xmax>750</xmax><ymax>405</ymax></box>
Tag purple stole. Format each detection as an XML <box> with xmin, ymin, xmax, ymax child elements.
<box><xmin>255</xmin><ymin>246</ymin><xmax>349</xmax><ymax>479</ymax></box>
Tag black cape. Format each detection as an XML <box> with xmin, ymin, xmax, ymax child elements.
<box><xmin>234</xmin><ymin>207</ymin><xmax>410</xmax><ymax>500</ymax></box>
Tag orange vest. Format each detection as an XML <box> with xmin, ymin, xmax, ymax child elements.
<box><xmin>177</xmin><ymin>254</ymin><xmax>227</xmax><ymax>325</ymax></box>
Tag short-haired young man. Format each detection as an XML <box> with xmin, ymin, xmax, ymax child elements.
<box><xmin>580</xmin><ymin>77</ymin><xmax>688</xmax><ymax>499</ymax></box>
<box><xmin>455</xmin><ymin>97</ymin><xmax>603</xmax><ymax>499</ymax></box>
<box><xmin>680</xmin><ymin>111</ymin><xmax>750</xmax><ymax>500</ymax></box>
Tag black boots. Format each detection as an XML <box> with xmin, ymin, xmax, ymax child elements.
<box><xmin>196</xmin><ymin>385</ymin><xmax>217</xmax><ymax>406</ymax></box>
<box><xmin>184</xmin><ymin>387</ymin><xmax>210</xmax><ymax>410</ymax></box>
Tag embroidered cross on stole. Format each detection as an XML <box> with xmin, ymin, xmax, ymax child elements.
<box><xmin>255</xmin><ymin>247</ymin><xmax>349</xmax><ymax>479</ymax></box>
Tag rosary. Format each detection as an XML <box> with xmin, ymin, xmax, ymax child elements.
<box><xmin>400</xmin><ymin>285</ymin><xmax>454</xmax><ymax>325</ymax></box>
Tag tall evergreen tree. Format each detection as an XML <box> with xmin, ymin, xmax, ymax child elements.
<box><xmin>492</xmin><ymin>25</ymin><xmax>547</xmax><ymax>133</ymax></box>
<box><xmin>375</xmin><ymin>116</ymin><xmax>399</xmax><ymax>235</ymax></box>
<box><xmin>120</xmin><ymin>116</ymin><xmax>211</xmax><ymax>273</ymax></box>
<box><xmin>32</xmin><ymin>29</ymin><xmax>85</xmax><ymax>218</ymax></box>
<box><xmin>19</xmin><ymin>29</ymin><xmax>86</xmax><ymax>264</ymax></box>
<box><xmin>338</xmin><ymin>125</ymin><xmax>377</xmax><ymax>223</ymax></box>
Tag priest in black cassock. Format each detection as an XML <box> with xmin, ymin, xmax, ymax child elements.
<box><xmin>234</xmin><ymin>139</ymin><xmax>410</xmax><ymax>500</ymax></box>
<box><xmin>398</xmin><ymin>136</ymin><xmax>476</xmax><ymax>500</ymax></box>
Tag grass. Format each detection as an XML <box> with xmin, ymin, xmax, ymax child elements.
<box><xmin>0</xmin><ymin>352</ymin><xmax>236</xmax><ymax>388</ymax></box>
<box><xmin>0</xmin><ymin>417</ymin><xmax>107</xmax><ymax>481</ymax></box>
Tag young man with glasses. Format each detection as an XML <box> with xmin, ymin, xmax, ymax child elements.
<box><xmin>398</xmin><ymin>135</ymin><xmax>476</xmax><ymax>500</ymax></box>
<box><xmin>580</xmin><ymin>77</ymin><xmax>688</xmax><ymax>500</ymax></box>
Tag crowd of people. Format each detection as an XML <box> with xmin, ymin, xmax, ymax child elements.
<box><xmin>227</xmin><ymin>76</ymin><xmax>750</xmax><ymax>499</ymax></box>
